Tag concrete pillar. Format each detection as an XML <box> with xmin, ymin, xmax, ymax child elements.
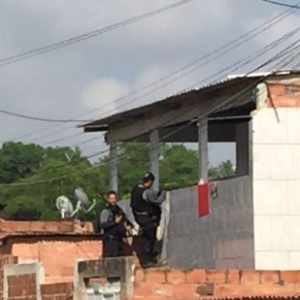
<box><xmin>109</xmin><ymin>142</ymin><xmax>118</xmax><ymax>193</ymax></box>
<box><xmin>149</xmin><ymin>129</ymin><xmax>160</xmax><ymax>190</ymax></box>
<box><xmin>198</xmin><ymin>117</ymin><xmax>208</xmax><ymax>183</ymax></box>
<box><xmin>235</xmin><ymin>121</ymin><xmax>250</xmax><ymax>176</ymax></box>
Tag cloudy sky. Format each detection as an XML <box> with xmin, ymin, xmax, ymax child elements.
<box><xmin>0</xmin><ymin>0</ymin><xmax>299</xmax><ymax>167</ymax></box>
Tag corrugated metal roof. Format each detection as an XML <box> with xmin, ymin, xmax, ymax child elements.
<box><xmin>80</xmin><ymin>70</ymin><xmax>300</xmax><ymax>129</ymax></box>
<box><xmin>80</xmin><ymin>76</ymin><xmax>260</xmax><ymax>129</ymax></box>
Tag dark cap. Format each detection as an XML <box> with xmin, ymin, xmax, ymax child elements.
<box><xmin>142</xmin><ymin>172</ymin><xmax>155</xmax><ymax>182</ymax></box>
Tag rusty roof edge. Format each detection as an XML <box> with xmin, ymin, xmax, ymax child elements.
<box><xmin>0</xmin><ymin>232</ymin><xmax>99</xmax><ymax>242</ymax></box>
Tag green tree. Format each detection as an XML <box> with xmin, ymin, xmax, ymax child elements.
<box><xmin>0</xmin><ymin>141</ymin><xmax>235</xmax><ymax>221</ymax></box>
<box><xmin>160</xmin><ymin>144</ymin><xmax>198</xmax><ymax>190</ymax></box>
<box><xmin>116</xmin><ymin>142</ymin><xmax>150</xmax><ymax>198</ymax></box>
<box><xmin>209</xmin><ymin>160</ymin><xmax>235</xmax><ymax>179</ymax></box>
<box><xmin>0</xmin><ymin>142</ymin><xmax>44</xmax><ymax>183</ymax></box>
<box><xmin>0</xmin><ymin>142</ymin><xmax>108</xmax><ymax>220</ymax></box>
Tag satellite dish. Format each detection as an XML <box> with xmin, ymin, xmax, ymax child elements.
<box><xmin>71</xmin><ymin>187</ymin><xmax>96</xmax><ymax>218</ymax></box>
<box><xmin>56</xmin><ymin>196</ymin><xmax>74</xmax><ymax>219</ymax></box>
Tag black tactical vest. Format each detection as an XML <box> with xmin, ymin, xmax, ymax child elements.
<box><xmin>130</xmin><ymin>185</ymin><xmax>154</xmax><ymax>214</ymax></box>
<box><xmin>102</xmin><ymin>204</ymin><xmax>124</xmax><ymax>238</ymax></box>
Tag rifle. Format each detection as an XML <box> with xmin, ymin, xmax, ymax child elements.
<box><xmin>111</xmin><ymin>205</ymin><xmax>138</xmax><ymax>235</ymax></box>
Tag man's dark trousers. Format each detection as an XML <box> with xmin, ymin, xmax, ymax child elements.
<box><xmin>102</xmin><ymin>234</ymin><xmax>124</xmax><ymax>283</ymax></box>
<box><xmin>134</xmin><ymin>214</ymin><xmax>157</xmax><ymax>266</ymax></box>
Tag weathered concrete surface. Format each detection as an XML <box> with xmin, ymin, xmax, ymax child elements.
<box><xmin>74</xmin><ymin>257</ymin><xmax>134</xmax><ymax>300</ymax></box>
<box><xmin>165</xmin><ymin>176</ymin><xmax>254</xmax><ymax>269</ymax></box>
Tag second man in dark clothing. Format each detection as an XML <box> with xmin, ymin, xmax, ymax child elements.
<box><xmin>100</xmin><ymin>191</ymin><xmax>131</xmax><ymax>258</ymax></box>
<box><xmin>130</xmin><ymin>172</ymin><xmax>166</xmax><ymax>268</ymax></box>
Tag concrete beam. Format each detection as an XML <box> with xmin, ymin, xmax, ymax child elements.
<box><xmin>109</xmin><ymin>142</ymin><xmax>118</xmax><ymax>193</ymax></box>
<box><xmin>74</xmin><ymin>257</ymin><xmax>134</xmax><ymax>300</ymax></box>
<box><xmin>198</xmin><ymin>117</ymin><xmax>208</xmax><ymax>183</ymax></box>
<box><xmin>149</xmin><ymin>129</ymin><xmax>160</xmax><ymax>190</ymax></box>
<box><xmin>235</xmin><ymin>121</ymin><xmax>250</xmax><ymax>176</ymax></box>
<box><xmin>78</xmin><ymin>258</ymin><xmax>124</xmax><ymax>278</ymax></box>
<box><xmin>106</xmin><ymin>88</ymin><xmax>252</xmax><ymax>144</ymax></box>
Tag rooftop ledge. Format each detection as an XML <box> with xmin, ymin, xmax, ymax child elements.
<box><xmin>0</xmin><ymin>219</ymin><xmax>95</xmax><ymax>234</ymax></box>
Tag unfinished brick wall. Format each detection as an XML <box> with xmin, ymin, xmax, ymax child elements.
<box><xmin>0</xmin><ymin>255</ymin><xmax>18</xmax><ymax>299</ymax></box>
<box><xmin>41</xmin><ymin>282</ymin><xmax>73</xmax><ymax>300</ymax></box>
<box><xmin>132</xmin><ymin>268</ymin><xmax>300</xmax><ymax>299</ymax></box>
<box><xmin>1</xmin><ymin>236</ymin><xmax>101</xmax><ymax>283</ymax></box>
<box><xmin>0</xmin><ymin>254</ymin><xmax>74</xmax><ymax>300</ymax></box>
<box><xmin>0</xmin><ymin>220</ymin><xmax>93</xmax><ymax>233</ymax></box>
<box><xmin>7</xmin><ymin>273</ymin><xmax>37</xmax><ymax>300</ymax></box>
<box><xmin>266</xmin><ymin>80</ymin><xmax>300</xmax><ymax>107</ymax></box>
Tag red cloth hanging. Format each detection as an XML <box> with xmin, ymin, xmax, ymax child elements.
<box><xmin>198</xmin><ymin>182</ymin><xmax>210</xmax><ymax>216</ymax></box>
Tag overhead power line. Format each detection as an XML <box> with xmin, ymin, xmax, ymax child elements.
<box><xmin>0</xmin><ymin>2</ymin><xmax>297</xmax><ymax>129</ymax></box>
<box><xmin>1</xmin><ymin>33</ymin><xmax>299</xmax><ymax>187</ymax></box>
<box><xmin>259</xmin><ymin>0</ymin><xmax>300</xmax><ymax>8</ymax></box>
<box><xmin>0</xmin><ymin>108</ymin><xmax>89</xmax><ymax>123</ymax></box>
<box><xmin>0</xmin><ymin>0</ymin><xmax>195</xmax><ymax>68</ymax></box>
<box><xmin>24</xmin><ymin>18</ymin><xmax>300</xmax><ymax>148</ymax></box>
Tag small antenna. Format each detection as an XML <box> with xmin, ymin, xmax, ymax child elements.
<box><xmin>65</xmin><ymin>152</ymin><xmax>74</xmax><ymax>162</ymax></box>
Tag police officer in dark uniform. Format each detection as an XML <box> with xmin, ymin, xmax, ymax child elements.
<box><xmin>130</xmin><ymin>172</ymin><xmax>166</xmax><ymax>268</ymax></box>
<box><xmin>100</xmin><ymin>190</ymin><xmax>131</xmax><ymax>258</ymax></box>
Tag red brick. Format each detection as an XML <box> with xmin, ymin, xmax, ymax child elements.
<box><xmin>195</xmin><ymin>283</ymin><xmax>215</xmax><ymax>296</ymax></box>
<box><xmin>172</xmin><ymin>283</ymin><xmax>197</xmax><ymax>298</ymax></box>
<box><xmin>1</xmin><ymin>221</ymin><xmax>31</xmax><ymax>232</ymax></box>
<box><xmin>240</xmin><ymin>270</ymin><xmax>260</xmax><ymax>284</ymax></box>
<box><xmin>214</xmin><ymin>284</ymin><xmax>234</xmax><ymax>297</ymax></box>
<box><xmin>30</xmin><ymin>284</ymin><xmax>37</xmax><ymax>295</ymax></box>
<box><xmin>226</xmin><ymin>269</ymin><xmax>240</xmax><ymax>284</ymax></box>
<box><xmin>134</xmin><ymin>283</ymin><xmax>153</xmax><ymax>297</ymax></box>
<box><xmin>185</xmin><ymin>269</ymin><xmax>206</xmax><ymax>284</ymax></box>
<box><xmin>273</xmin><ymin>283</ymin><xmax>297</xmax><ymax>294</ymax></box>
<box><xmin>8</xmin><ymin>275</ymin><xmax>18</xmax><ymax>286</ymax></box>
<box><xmin>62</xmin><ymin>267</ymin><xmax>73</xmax><ymax>277</ymax></box>
<box><xmin>54</xmin><ymin>296</ymin><xmax>67</xmax><ymax>300</ymax></box>
<box><xmin>166</xmin><ymin>270</ymin><xmax>186</xmax><ymax>284</ymax></box>
<box><xmin>206</xmin><ymin>270</ymin><xmax>226</xmax><ymax>283</ymax></box>
<box><xmin>215</xmin><ymin>284</ymin><xmax>252</xmax><ymax>297</ymax></box>
<box><xmin>56</xmin><ymin>282</ymin><xmax>72</xmax><ymax>293</ymax></box>
<box><xmin>260</xmin><ymin>270</ymin><xmax>280</xmax><ymax>284</ymax></box>
<box><xmin>144</xmin><ymin>269</ymin><xmax>166</xmax><ymax>283</ymax></box>
<box><xmin>30</xmin><ymin>221</ymin><xmax>46</xmax><ymax>232</ymax></box>
<box><xmin>281</xmin><ymin>271</ymin><xmax>300</xmax><ymax>284</ymax></box>
<box><xmin>58</xmin><ymin>221</ymin><xmax>73</xmax><ymax>232</ymax></box>
<box><xmin>135</xmin><ymin>268</ymin><xmax>145</xmax><ymax>283</ymax></box>
<box><xmin>153</xmin><ymin>283</ymin><xmax>173</xmax><ymax>297</ymax></box>
<box><xmin>41</xmin><ymin>284</ymin><xmax>55</xmax><ymax>294</ymax></box>
<box><xmin>8</xmin><ymin>286</ymin><xmax>24</xmax><ymax>297</ymax></box>
<box><xmin>1</xmin><ymin>255</ymin><xmax>17</xmax><ymax>267</ymax></box>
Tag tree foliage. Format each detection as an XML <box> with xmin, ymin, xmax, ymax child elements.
<box><xmin>0</xmin><ymin>141</ymin><xmax>234</xmax><ymax>221</ymax></box>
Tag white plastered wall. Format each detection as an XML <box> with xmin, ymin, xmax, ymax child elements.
<box><xmin>253</xmin><ymin>102</ymin><xmax>300</xmax><ymax>269</ymax></box>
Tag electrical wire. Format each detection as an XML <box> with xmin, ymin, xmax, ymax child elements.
<box><xmin>0</xmin><ymin>1</ymin><xmax>297</xmax><ymax>133</ymax></box>
<box><xmin>1</xmin><ymin>37</ymin><xmax>297</xmax><ymax>187</ymax></box>
<box><xmin>259</xmin><ymin>0</ymin><xmax>300</xmax><ymax>9</ymax></box>
<box><xmin>25</xmin><ymin>20</ymin><xmax>300</xmax><ymax>148</ymax></box>
<box><xmin>0</xmin><ymin>0</ymin><xmax>195</xmax><ymax>68</ymax></box>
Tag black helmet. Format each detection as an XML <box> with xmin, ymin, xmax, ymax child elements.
<box><xmin>142</xmin><ymin>172</ymin><xmax>155</xmax><ymax>183</ymax></box>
